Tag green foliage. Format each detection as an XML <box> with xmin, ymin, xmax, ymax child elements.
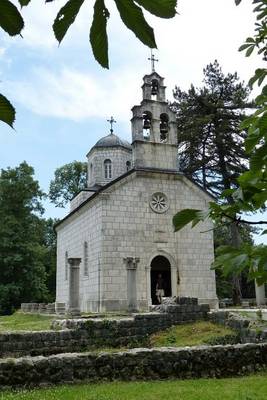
<box><xmin>1</xmin><ymin>0</ymin><xmax>177</xmax><ymax>127</ymax></box>
<box><xmin>49</xmin><ymin>161</ymin><xmax>87</xmax><ymax>207</ymax></box>
<box><xmin>172</xmin><ymin>60</ymin><xmax>250</xmax><ymax>197</ymax></box>
<box><xmin>38</xmin><ymin>217</ymin><xmax>58</xmax><ymax>301</ymax></box>
<box><xmin>0</xmin><ymin>162</ymin><xmax>49</xmax><ymax>314</ymax></box>
<box><xmin>0</xmin><ymin>94</ymin><xmax>16</xmax><ymax>128</ymax></box>
<box><xmin>90</xmin><ymin>0</ymin><xmax>110</xmax><ymax>68</ymax></box>
<box><xmin>173</xmin><ymin>0</ymin><xmax>267</xmax><ymax>283</ymax></box>
<box><xmin>135</xmin><ymin>0</ymin><xmax>177</xmax><ymax>18</ymax></box>
<box><xmin>114</xmin><ymin>0</ymin><xmax>156</xmax><ymax>49</ymax></box>
<box><xmin>53</xmin><ymin>0</ymin><xmax>85</xmax><ymax>44</ymax></box>
<box><xmin>18</xmin><ymin>0</ymin><xmax>32</xmax><ymax>6</ymax></box>
<box><xmin>0</xmin><ymin>0</ymin><xmax>24</xmax><ymax>36</ymax></box>
<box><xmin>173</xmin><ymin>209</ymin><xmax>202</xmax><ymax>232</ymax></box>
<box><xmin>214</xmin><ymin>222</ymin><xmax>257</xmax><ymax>298</ymax></box>
<box><xmin>52</xmin><ymin>0</ymin><xmax>177</xmax><ymax>68</ymax></box>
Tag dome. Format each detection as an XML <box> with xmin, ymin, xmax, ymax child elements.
<box><xmin>92</xmin><ymin>133</ymin><xmax>132</xmax><ymax>151</ymax></box>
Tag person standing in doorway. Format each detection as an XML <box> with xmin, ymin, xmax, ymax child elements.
<box><xmin>156</xmin><ymin>273</ymin><xmax>165</xmax><ymax>304</ymax></box>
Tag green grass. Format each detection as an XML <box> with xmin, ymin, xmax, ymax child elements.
<box><xmin>149</xmin><ymin>321</ymin><xmax>237</xmax><ymax>347</ymax></box>
<box><xmin>0</xmin><ymin>312</ymin><xmax>55</xmax><ymax>332</ymax></box>
<box><xmin>2</xmin><ymin>373</ymin><xmax>267</xmax><ymax>400</ymax></box>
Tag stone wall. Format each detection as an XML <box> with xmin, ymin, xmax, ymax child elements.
<box><xmin>208</xmin><ymin>311</ymin><xmax>267</xmax><ymax>343</ymax></box>
<box><xmin>0</xmin><ymin>303</ymin><xmax>209</xmax><ymax>358</ymax></box>
<box><xmin>1</xmin><ymin>343</ymin><xmax>267</xmax><ymax>388</ymax></box>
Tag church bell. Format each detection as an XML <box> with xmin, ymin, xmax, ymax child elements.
<box><xmin>151</xmin><ymin>80</ymin><xmax>159</xmax><ymax>96</ymax></box>
<box><xmin>143</xmin><ymin>117</ymin><xmax>151</xmax><ymax>130</ymax></box>
<box><xmin>160</xmin><ymin>121</ymin><xmax>168</xmax><ymax>134</ymax></box>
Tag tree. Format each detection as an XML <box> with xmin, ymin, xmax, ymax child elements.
<box><xmin>172</xmin><ymin>60</ymin><xmax>250</xmax><ymax>197</ymax></box>
<box><xmin>173</xmin><ymin>0</ymin><xmax>267</xmax><ymax>286</ymax></box>
<box><xmin>0</xmin><ymin>162</ymin><xmax>49</xmax><ymax>314</ymax></box>
<box><xmin>172</xmin><ymin>61</ymin><xmax>252</xmax><ymax>304</ymax></box>
<box><xmin>49</xmin><ymin>161</ymin><xmax>87</xmax><ymax>207</ymax></box>
<box><xmin>0</xmin><ymin>0</ymin><xmax>177</xmax><ymax>128</ymax></box>
<box><xmin>39</xmin><ymin>218</ymin><xmax>58</xmax><ymax>301</ymax></box>
<box><xmin>214</xmin><ymin>222</ymin><xmax>257</xmax><ymax>299</ymax></box>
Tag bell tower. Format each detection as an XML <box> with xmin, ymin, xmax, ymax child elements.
<box><xmin>131</xmin><ymin>58</ymin><xmax>178</xmax><ymax>171</ymax></box>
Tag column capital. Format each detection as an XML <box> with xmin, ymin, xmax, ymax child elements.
<box><xmin>68</xmin><ymin>258</ymin><xmax>82</xmax><ymax>267</ymax></box>
<box><xmin>124</xmin><ymin>257</ymin><xmax>140</xmax><ymax>270</ymax></box>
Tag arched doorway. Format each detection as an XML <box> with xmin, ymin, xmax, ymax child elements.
<box><xmin>150</xmin><ymin>255</ymin><xmax>172</xmax><ymax>304</ymax></box>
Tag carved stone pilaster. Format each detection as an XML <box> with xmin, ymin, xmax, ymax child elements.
<box><xmin>124</xmin><ymin>257</ymin><xmax>140</xmax><ymax>312</ymax></box>
<box><xmin>68</xmin><ymin>258</ymin><xmax>81</xmax><ymax>316</ymax></box>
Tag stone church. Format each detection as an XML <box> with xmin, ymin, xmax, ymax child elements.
<box><xmin>55</xmin><ymin>67</ymin><xmax>218</xmax><ymax>313</ymax></box>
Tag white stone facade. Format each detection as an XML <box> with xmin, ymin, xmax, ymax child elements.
<box><xmin>56</xmin><ymin>170</ymin><xmax>218</xmax><ymax>311</ymax></box>
<box><xmin>87</xmin><ymin>141</ymin><xmax>132</xmax><ymax>187</ymax></box>
<box><xmin>55</xmin><ymin>70</ymin><xmax>218</xmax><ymax>312</ymax></box>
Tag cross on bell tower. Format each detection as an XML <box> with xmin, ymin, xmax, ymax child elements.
<box><xmin>148</xmin><ymin>50</ymin><xmax>159</xmax><ymax>73</ymax></box>
<box><xmin>107</xmin><ymin>116</ymin><xmax>116</xmax><ymax>134</ymax></box>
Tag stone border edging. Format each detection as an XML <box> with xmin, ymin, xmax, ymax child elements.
<box><xmin>0</xmin><ymin>343</ymin><xmax>266</xmax><ymax>388</ymax></box>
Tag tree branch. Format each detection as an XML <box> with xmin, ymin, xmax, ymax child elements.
<box><xmin>221</xmin><ymin>212</ymin><xmax>267</xmax><ymax>225</ymax></box>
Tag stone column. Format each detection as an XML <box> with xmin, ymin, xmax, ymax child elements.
<box><xmin>171</xmin><ymin>267</ymin><xmax>178</xmax><ymax>297</ymax></box>
<box><xmin>146</xmin><ymin>265</ymin><xmax>152</xmax><ymax>308</ymax></box>
<box><xmin>68</xmin><ymin>258</ymin><xmax>81</xmax><ymax>316</ymax></box>
<box><xmin>255</xmin><ymin>281</ymin><xmax>266</xmax><ymax>306</ymax></box>
<box><xmin>124</xmin><ymin>257</ymin><xmax>140</xmax><ymax>312</ymax></box>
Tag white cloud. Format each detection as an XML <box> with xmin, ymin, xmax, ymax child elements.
<box><xmin>4</xmin><ymin>0</ymin><xmax>261</xmax><ymax>125</ymax></box>
<box><xmin>7</xmin><ymin>66</ymin><xmax>142</xmax><ymax>122</ymax></box>
<box><xmin>0</xmin><ymin>47</ymin><xmax>6</xmax><ymax>57</ymax></box>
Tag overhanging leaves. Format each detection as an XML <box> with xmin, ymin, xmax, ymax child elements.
<box><xmin>18</xmin><ymin>0</ymin><xmax>31</xmax><ymax>6</ymax></box>
<box><xmin>53</xmin><ymin>0</ymin><xmax>85</xmax><ymax>44</ymax></box>
<box><xmin>173</xmin><ymin>209</ymin><xmax>202</xmax><ymax>232</ymax></box>
<box><xmin>0</xmin><ymin>94</ymin><xmax>16</xmax><ymax>128</ymax></box>
<box><xmin>114</xmin><ymin>0</ymin><xmax>156</xmax><ymax>49</ymax></box>
<box><xmin>135</xmin><ymin>0</ymin><xmax>177</xmax><ymax>18</ymax></box>
<box><xmin>90</xmin><ymin>0</ymin><xmax>110</xmax><ymax>69</ymax></box>
<box><xmin>0</xmin><ymin>0</ymin><xmax>24</xmax><ymax>36</ymax></box>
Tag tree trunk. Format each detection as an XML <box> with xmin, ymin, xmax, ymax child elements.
<box><xmin>230</xmin><ymin>222</ymin><xmax>242</xmax><ymax>305</ymax></box>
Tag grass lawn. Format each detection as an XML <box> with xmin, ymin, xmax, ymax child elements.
<box><xmin>149</xmin><ymin>321</ymin><xmax>236</xmax><ymax>347</ymax></box>
<box><xmin>2</xmin><ymin>373</ymin><xmax>267</xmax><ymax>400</ymax></box>
<box><xmin>0</xmin><ymin>312</ymin><xmax>54</xmax><ymax>332</ymax></box>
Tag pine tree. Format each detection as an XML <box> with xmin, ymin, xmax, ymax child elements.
<box><xmin>173</xmin><ymin>60</ymin><xmax>251</xmax><ymax>196</ymax></box>
<box><xmin>172</xmin><ymin>61</ymin><xmax>253</xmax><ymax>304</ymax></box>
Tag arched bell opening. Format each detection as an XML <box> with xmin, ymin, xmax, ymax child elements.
<box><xmin>142</xmin><ymin>111</ymin><xmax>152</xmax><ymax>140</ymax></box>
<box><xmin>151</xmin><ymin>79</ymin><xmax>159</xmax><ymax>100</ymax></box>
<box><xmin>150</xmin><ymin>255</ymin><xmax>172</xmax><ymax>305</ymax></box>
<box><xmin>160</xmin><ymin>113</ymin><xmax>169</xmax><ymax>142</ymax></box>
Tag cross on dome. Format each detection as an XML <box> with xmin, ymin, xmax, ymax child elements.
<box><xmin>107</xmin><ymin>116</ymin><xmax>116</xmax><ymax>134</ymax></box>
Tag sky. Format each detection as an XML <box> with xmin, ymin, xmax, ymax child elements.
<box><xmin>0</xmin><ymin>0</ymin><xmax>265</xmax><ymax>242</ymax></box>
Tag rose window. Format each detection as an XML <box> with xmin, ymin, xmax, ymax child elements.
<box><xmin>150</xmin><ymin>192</ymin><xmax>169</xmax><ymax>213</ymax></box>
